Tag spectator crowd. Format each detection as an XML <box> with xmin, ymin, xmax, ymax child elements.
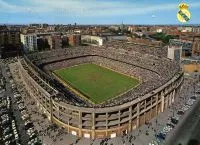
<box><xmin>24</xmin><ymin>43</ymin><xmax>181</xmax><ymax>108</ymax></box>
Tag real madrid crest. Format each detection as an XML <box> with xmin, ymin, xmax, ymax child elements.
<box><xmin>177</xmin><ymin>3</ymin><xmax>191</xmax><ymax>23</ymax></box>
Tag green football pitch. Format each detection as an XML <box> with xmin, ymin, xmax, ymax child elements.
<box><xmin>54</xmin><ymin>63</ymin><xmax>140</xmax><ymax>104</ymax></box>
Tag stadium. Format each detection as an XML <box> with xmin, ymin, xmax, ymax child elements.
<box><xmin>17</xmin><ymin>43</ymin><xmax>184</xmax><ymax>139</ymax></box>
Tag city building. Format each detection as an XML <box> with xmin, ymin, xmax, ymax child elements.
<box><xmin>37</xmin><ymin>37</ymin><xmax>50</xmax><ymax>51</ymax></box>
<box><xmin>29</xmin><ymin>24</ymin><xmax>41</xmax><ymax>27</ymax></box>
<box><xmin>178</xmin><ymin>27</ymin><xmax>193</xmax><ymax>33</ymax></box>
<box><xmin>127</xmin><ymin>37</ymin><xmax>163</xmax><ymax>47</ymax></box>
<box><xmin>20</xmin><ymin>34</ymin><xmax>37</xmax><ymax>52</ymax></box>
<box><xmin>156</xmin><ymin>29</ymin><xmax>163</xmax><ymax>33</ymax></box>
<box><xmin>61</xmin><ymin>35</ymin><xmax>69</xmax><ymax>48</ymax></box>
<box><xmin>50</xmin><ymin>35</ymin><xmax>62</xmax><ymax>49</ymax></box>
<box><xmin>169</xmin><ymin>39</ymin><xmax>193</xmax><ymax>57</ymax></box>
<box><xmin>68</xmin><ymin>34</ymin><xmax>81</xmax><ymax>46</ymax></box>
<box><xmin>167</xmin><ymin>45</ymin><xmax>182</xmax><ymax>62</ymax></box>
<box><xmin>192</xmin><ymin>27</ymin><xmax>200</xmax><ymax>33</ymax></box>
<box><xmin>81</xmin><ymin>35</ymin><xmax>104</xmax><ymax>46</ymax></box>
<box><xmin>0</xmin><ymin>30</ymin><xmax>20</xmax><ymax>46</ymax></box>
<box><xmin>0</xmin><ymin>29</ymin><xmax>21</xmax><ymax>58</ymax></box>
<box><xmin>37</xmin><ymin>33</ymin><xmax>62</xmax><ymax>50</ymax></box>
<box><xmin>192</xmin><ymin>36</ymin><xmax>200</xmax><ymax>56</ymax></box>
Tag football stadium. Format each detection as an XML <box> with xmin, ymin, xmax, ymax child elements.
<box><xmin>17</xmin><ymin>43</ymin><xmax>184</xmax><ymax>139</ymax></box>
<box><xmin>53</xmin><ymin>63</ymin><xmax>140</xmax><ymax>104</ymax></box>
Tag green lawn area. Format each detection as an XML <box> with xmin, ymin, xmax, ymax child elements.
<box><xmin>54</xmin><ymin>63</ymin><xmax>140</xmax><ymax>104</ymax></box>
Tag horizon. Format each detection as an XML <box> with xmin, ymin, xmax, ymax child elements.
<box><xmin>0</xmin><ymin>0</ymin><xmax>200</xmax><ymax>25</ymax></box>
<box><xmin>1</xmin><ymin>23</ymin><xmax>200</xmax><ymax>26</ymax></box>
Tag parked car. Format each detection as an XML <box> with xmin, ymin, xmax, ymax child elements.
<box><xmin>156</xmin><ymin>133</ymin><xmax>166</xmax><ymax>140</ymax></box>
<box><xmin>177</xmin><ymin>110</ymin><xmax>184</xmax><ymax>116</ymax></box>
<box><xmin>190</xmin><ymin>96</ymin><xmax>197</xmax><ymax>100</ymax></box>
<box><xmin>171</xmin><ymin>117</ymin><xmax>179</xmax><ymax>125</ymax></box>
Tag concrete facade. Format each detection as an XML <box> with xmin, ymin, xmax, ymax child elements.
<box><xmin>81</xmin><ymin>35</ymin><xmax>104</xmax><ymax>46</ymax></box>
<box><xmin>18</xmin><ymin>58</ymin><xmax>184</xmax><ymax>139</ymax></box>
<box><xmin>20</xmin><ymin>34</ymin><xmax>37</xmax><ymax>52</ymax></box>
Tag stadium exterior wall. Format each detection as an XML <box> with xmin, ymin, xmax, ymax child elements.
<box><xmin>18</xmin><ymin>59</ymin><xmax>184</xmax><ymax>139</ymax></box>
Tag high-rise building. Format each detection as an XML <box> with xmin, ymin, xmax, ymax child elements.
<box><xmin>51</xmin><ymin>35</ymin><xmax>62</xmax><ymax>49</ymax></box>
<box><xmin>192</xmin><ymin>36</ymin><xmax>200</xmax><ymax>56</ymax></box>
<box><xmin>81</xmin><ymin>35</ymin><xmax>104</xmax><ymax>46</ymax></box>
<box><xmin>0</xmin><ymin>29</ymin><xmax>21</xmax><ymax>58</ymax></box>
<box><xmin>167</xmin><ymin>46</ymin><xmax>182</xmax><ymax>62</ymax></box>
<box><xmin>68</xmin><ymin>34</ymin><xmax>81</xmax><ymax>46</ymax></box>
<box><xmin>0</xmin><ymin>30</ymin><xmax>20</xmax><ymax>46</ymax></box>
<box><xmin>20</xmin><ymin>34</ymin><xmax>37</xmax><ymax>52</ymax></box>
<box><xmin>61</xmin><ymin>35</ymin><xmax>69</xmax><ymax>48</ymax></box>
<box><xmin>169</xmin><ymin>39</ymin><xmax>192</xmax><ymax>57</ymax></box>
<box><xmin>192</xmin><ymin>27</ymin><xmax>200</xmax><ymax>33</ymax></box>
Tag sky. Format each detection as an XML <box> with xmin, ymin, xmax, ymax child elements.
<box><xmin>0</xmin><ymin>0</ymin><xmax>200</xmax><ymax>25</ymax></box>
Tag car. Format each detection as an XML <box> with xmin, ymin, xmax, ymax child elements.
<box><xmin>15</xmin><ymin>133</ymin><xmax>19</xmax><ymax>140</ymax></box>
<box><xmin>25</xmin><ymin>122</ymin><xmax>34</xmax><ymax>130</ymax></box>
<box><xmin>22</xmin><ymin>114</ymin><xmax>29</xmax><ymax>120</ymax></box>
<box><xmin>1</xmin><ymin>113</ymin><xmax>9</xmax><ymax>118</ymax></box>
<box><xmin>3</xmin><ymin>133</ymin><xmax>13</xmax><ymax>141</ymax></box>
<box><xmin>0</xmin><ymin>110</ymin><xmax>8</xmax><ymax>116</ymax></box>
<box><xmin>177</xmin><ymin>110</ymin><xmax>185</xmax><ymax>116</ymax></box>
<box><xmin>13</xmin><ymin>129</ymin><xmax>17</xmax><ymax>135</ymax></box>
<box><xmin>21</xmin><ymin>110</ymin><xmax>27</xmax><ymax>115</ymax></box>
<box><xmin>0</xmin><ymin>110</ymin><xmax>8</xmax><ymax>115</ymax></box>
<box><xmin>12</xmin><ymin>120</ymin><xmax>16</xmax><ymax>125</ymax></box>
<box><xmin>0</xmin><ymin>106</ymin><xmax>7</xmax><ymax>110</ymax></box>
<box><xmin>15</xmin><ymin>97</ymin><xmax>22</xmax><ymax>103</ymax></box>
<box><xmin>3</xmin><ymin>130</ymin><xmax>11</xmax><ymax>136</ymax></box>
<box><xmin>17</xmin><ymin>100</ymin><xmax>23</xmax><ymax>104</ymax></box>
<box><xmin>1</xmin><ymin>118</ymin><xmax>9</xmax><ymax>124</ymax></box>
<box><xmin>166</xmin><ymin>123</ymin><xmax>175</xmax><ymax>128</ymax></box>
<box><xmin>171</xmin><ymin>117</ymin><xmax>179</xmax><ymax>124</ymax></box>
<box><xmin>12</xmin><ymin>125</ymin><xmax>16</xmax><ymax>130</ymax></box>
<box><xmin>161</xmin><ymin>126</ymin><xmax>172</xmax><ymax>134</ymax></box>
<box><xmin>29</xmin><ymin>132</ymin><xmax>36</xmax><ymax>139</ymax></box>
<box><xmin>9</xmin><ymin>80</ymin><xmax>13</xmax><ymax>83</ymax></box>
<box><xmin>5</xmin><ymin>140</ymin><xmax>11</xmax><ymax>145</ymax></box>
<box><xmin>28</xmin><ymin>137</ymin><xmax>38</xmax><ymax>145</ymax></box>
<box><xmin>196</xmin><ymin>91</ymin><xmax>200</xmax><ymax>94</ymax></box>
<box><xmin>182</xmin><ymin>105</ymin><xmax>190</xmax><ymax>111</ymax></box>
<box><xmin>1</xmin><ymin>116</ymin><xmax>9</xmax><ymax>121</ymax></box>
<box><xmin>12</xmin><ymin>122</ymin><xmax>16</xmax><ymax>127</ymax></box>
<box><xmin>149</xmin><ymin>140</ymin><xmax>159</xmax><ymax>145</ymax></box>
<box><xmin>191</xmin><ymin>96</ymin><xmax>197</xmax><ymax>100</ymax></box>
<box><xmin>186</xmin><ymin>99</ymin><xmax>195</xmax><ymax>106</ymax></box>
<box><xmin>2</xmin><ymin>122</ymin><xmax>11</xmax><ymax>129</ymax></box>
<box><xmin>14</xmin><ymin>94</ymin><xmax>21</xmax><ymax>98</ymax></box>
<box><xmin>27</xmin><ymin>127</ymin><xmax>34</xmax><ymax>136</ymax></box>
<box><xmin>25</xmin><ymin>120</ymin><xmax>31</xmax><ymax>126</ymax></box>
<box><xmin>6</xmin><ymin>96</ymin><xmax>10</xmax><ymax>100</ymax></box>
<box><xmin>156</xmin><ymin>133</ymin><xmax>166</xmax><ymax>140</ymax></box>
<box><xmin>18</xmin><ymin>104</ymin><xmax>25</xmax><ymax>111</ymax></box>
<box><xmin>0</xmin><ymin>89</ymin><xmax>5</xmax><ymax>94</ymax></box>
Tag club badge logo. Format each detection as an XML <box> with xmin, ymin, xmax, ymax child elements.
<box><xmin>177</xmin><ymin>3</ymin><xmax>191</xmax><ymax>23</ymax></box>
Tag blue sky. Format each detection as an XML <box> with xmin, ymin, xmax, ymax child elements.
<box><xmin>0</xmin><ymin>0</ymin><xmax>200</xmax><ymax>25</ymax></box>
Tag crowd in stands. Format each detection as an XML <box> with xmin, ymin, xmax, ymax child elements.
<box><xmin>103</xmin><ymin>41</ymin><xmax>168</xmax><ymax>58</ymax></box>
<box><xmin>20</xmin><ymin>58</ymin><xmax>91</xmax><ymax>107</ymax></box>
<box><xmin>24</xmin><ymin>43</ymin><xmax>181</xmax><ymax>108</ymax></box>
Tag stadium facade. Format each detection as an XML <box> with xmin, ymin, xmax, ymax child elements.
<box><xmin>17</xmin><ymin>46</ymin><xmax>184</xmax><ymax>139</ymax></box>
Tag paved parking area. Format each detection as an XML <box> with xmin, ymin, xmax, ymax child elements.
<box><xmin>0</xmin><ymin>60</ymin><xmax>42</xmax><ymax>145</ymax></box>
